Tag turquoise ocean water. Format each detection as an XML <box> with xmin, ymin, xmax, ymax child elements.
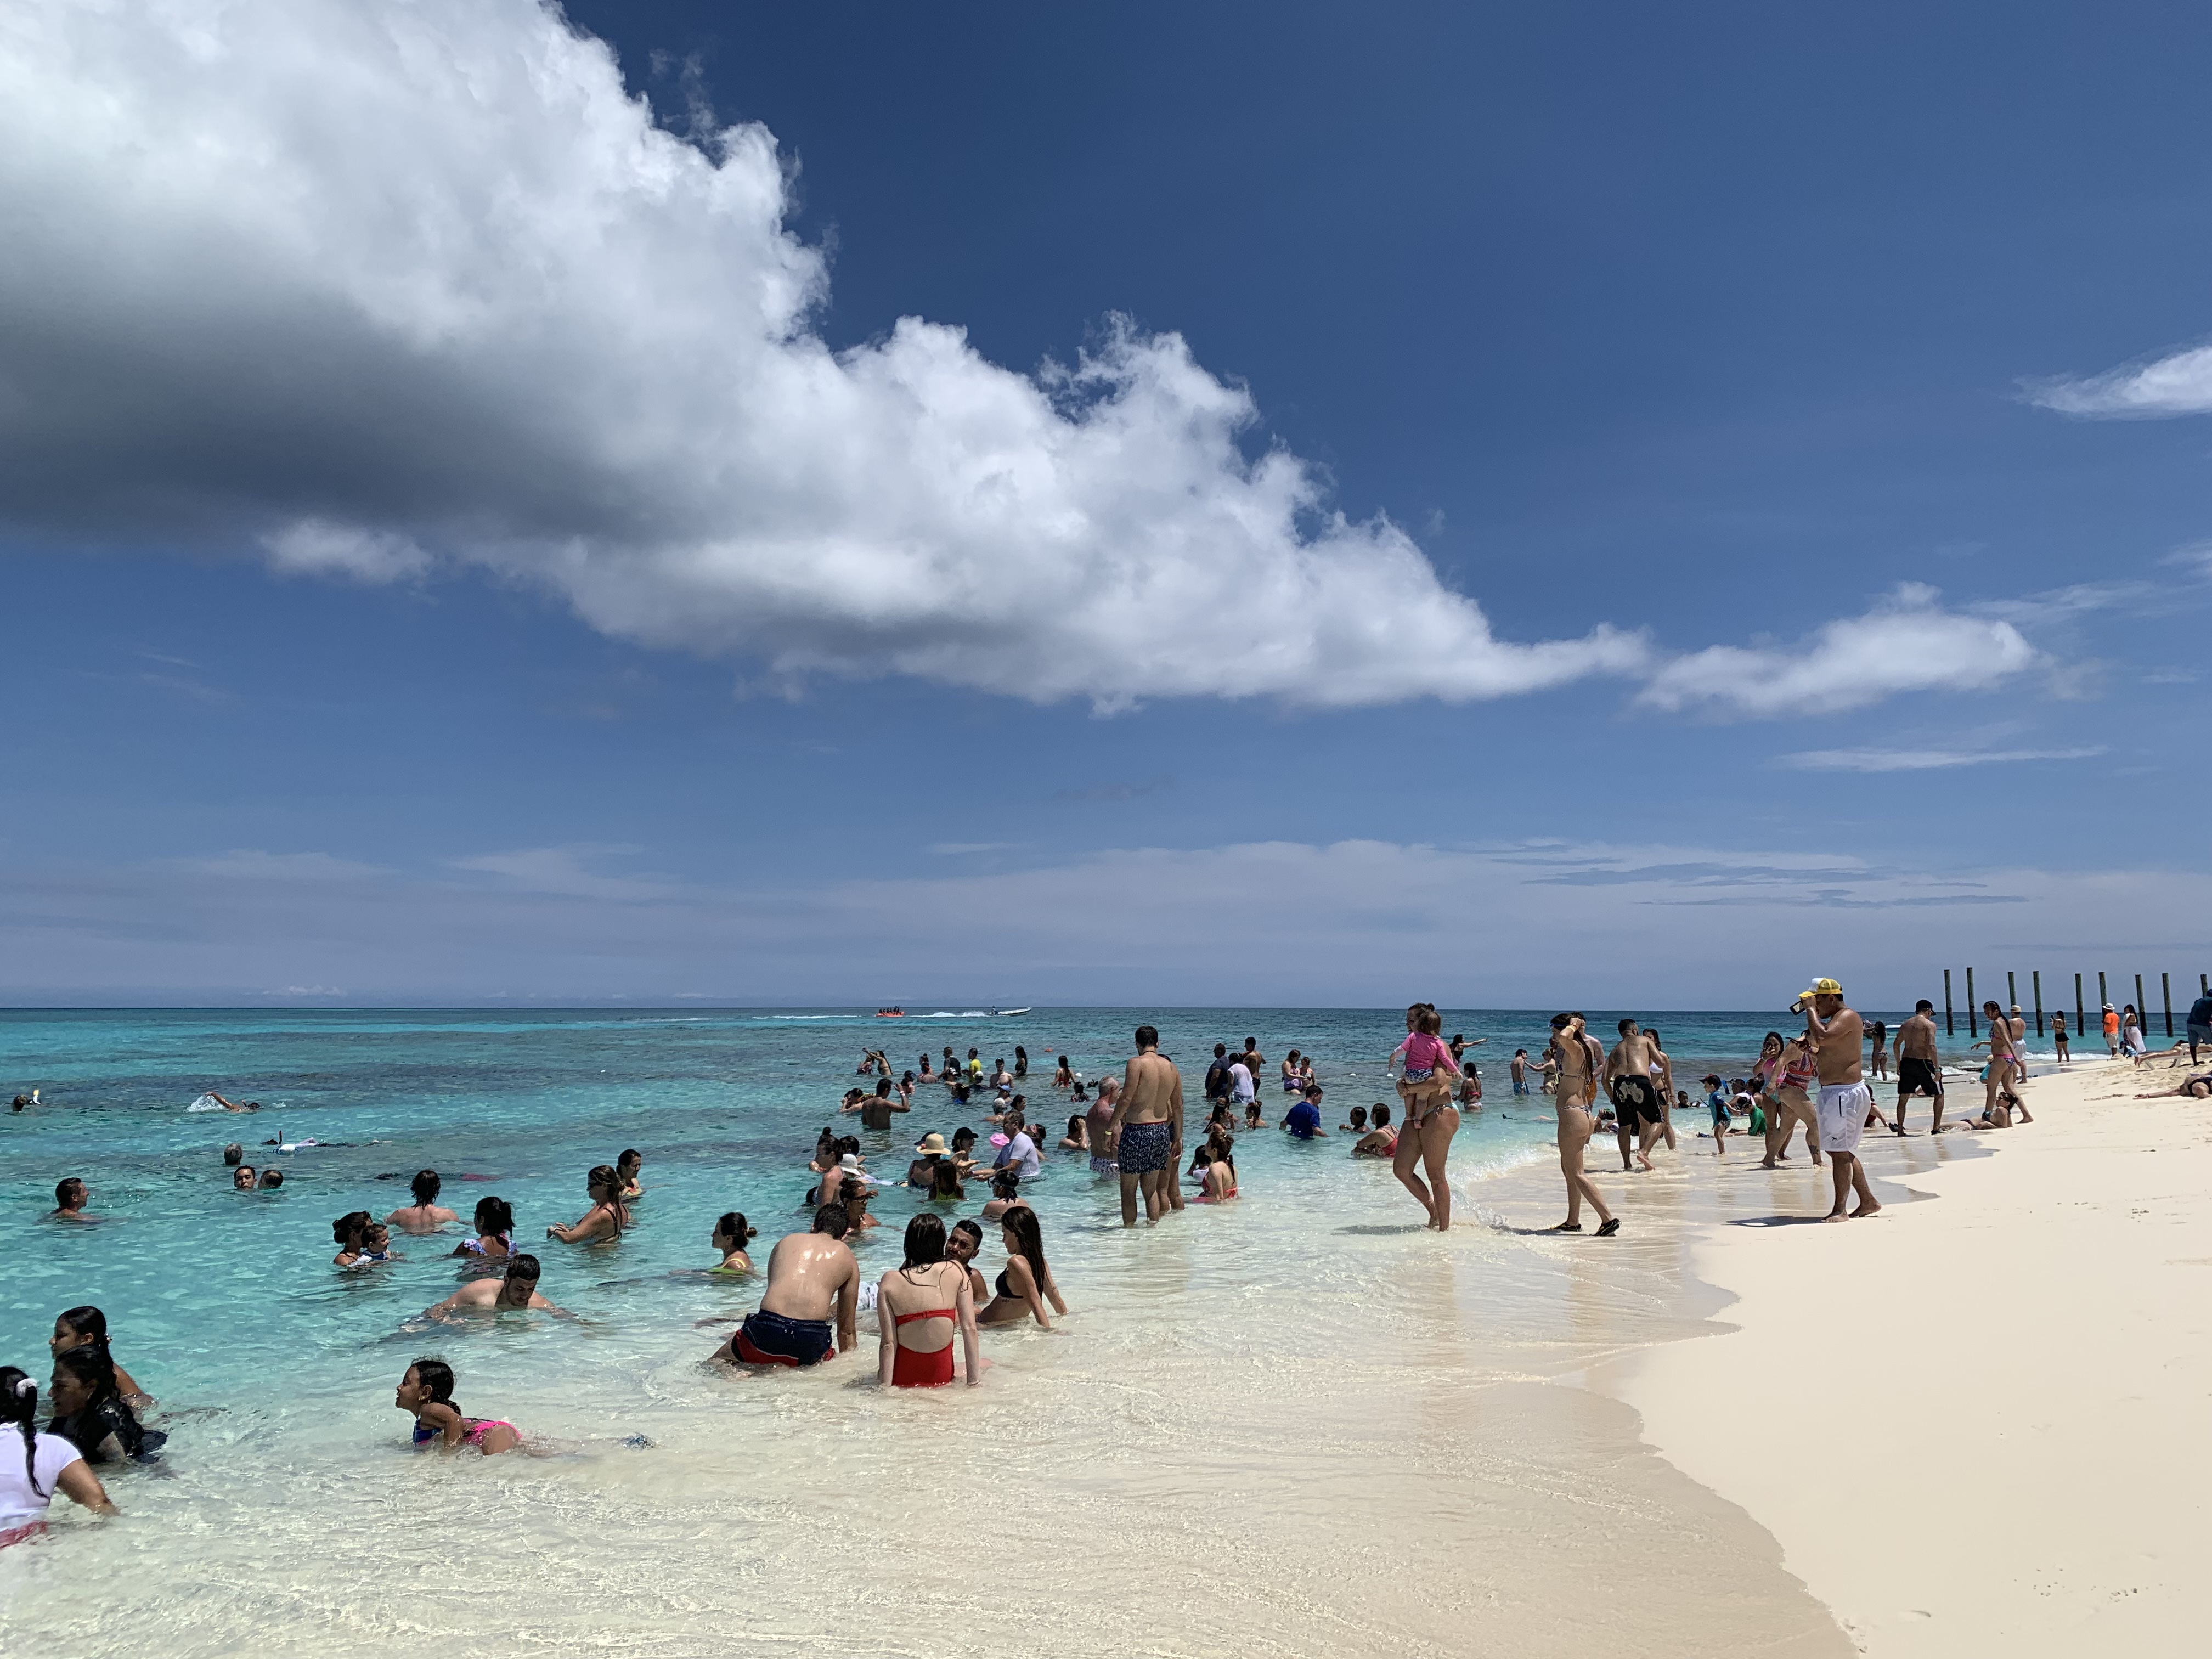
<box><xmin>0</xmin><ymin>1003</ymin><xmax>1957</xmax><ymax>1404</ymax></box>
<box><xmin>2</xmin><ymin>1004</ymin><xmax>2005</xmax><ymax>1656</ymax></box>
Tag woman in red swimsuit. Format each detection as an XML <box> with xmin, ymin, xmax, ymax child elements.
<box><xmin>876</xmin><ymin>1214</ymin><xmax>982</xmax><ymax>1389</ymax></box>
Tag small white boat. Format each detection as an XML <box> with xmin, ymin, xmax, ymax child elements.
<box><xmin>990</xmin><ymin>1007</ymin><xmax>1031</xmax><ymax>1017</ymax></box>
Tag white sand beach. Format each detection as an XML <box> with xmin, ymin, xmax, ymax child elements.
<box><xmin>1602</xmin><ymin>1053</ymin><xmax>2212</xmax><ymax>1655</ymax></box>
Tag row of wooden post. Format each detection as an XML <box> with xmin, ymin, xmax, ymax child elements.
<box><xmin>1939</xmin><ymin>969</ymin><xmax>2211</xmax><ymax>1039</ymax></box>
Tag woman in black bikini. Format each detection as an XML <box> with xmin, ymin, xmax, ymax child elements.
<box><xmin>975</xmin><ymin>1207</ymin><xmax>1066</xmax><ymax>1329</ymax></box>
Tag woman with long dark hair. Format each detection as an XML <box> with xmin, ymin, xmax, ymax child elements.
<box><xmin>452</xmin><ymin>1195</ymin><xmax>515</xmax><ymax>1261</ymax></box>
<box><xmin>976</xmin><ymin>1207</ymin><xmax>1067</xmax><ymax>1329</ymax></box>
<box><xmin>47</xmin><ymin>1348</ymin><xmax>166</xmax><ymax>1464</ymax></box>
<box><xmin>1</xmin><ymin>1367</ymin><xmax>114</xmax><ymax>1545</ymax></box>
<box><xmin>876</xmin><ymin>1214</ymin><xmax>981</xmax><ymax>1389</ymax></box>
<box><xmin>50</xmin><ymin>1306</ymin><xmax>149</xmax><ymax>1406</ymax></box>
<box><xmin>546</xmin><ymin>1166</ymin><xmax>629</xmax><ymax>1243</ymax></box>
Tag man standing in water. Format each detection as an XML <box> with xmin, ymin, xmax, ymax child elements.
<box><xmin>849</xmin><ymin>1077</ymin><xmax>910</xmax><ymax>1132</ymax></box>
<box><xmin>1802</xmin><ymin>979</ymin><xmax>1880</xmax><ymax>1222</ymax></box>
<box><xmin>730</xmin><ymin>1205</ymin><xmax>860</xmax><ymax>1365</ymax></box>
<box><xmin>1547</xmin><ymin>1013</ymin><xmax>1618</xmax><ymax>1235</ymax></box>
<box><xmin>1107</xmin><ymin>1025</ymin><xmax>1183</xmax><ymax>1226</ymax></box>
<box><xmin>1892</xmin><ymin>999</ymin><xmax>1944</xmax><ymax>1133</ymax></box>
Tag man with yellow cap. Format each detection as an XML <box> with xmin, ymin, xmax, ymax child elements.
<box><xmin>1800</xmin><ymin>978</ymin><xmax>1881</xmax><ymax>1222</ymax></box>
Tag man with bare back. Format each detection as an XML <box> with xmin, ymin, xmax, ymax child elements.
<box><xmin>1605</xmin><ymin>1019</ymin><xmax>1663</xmax><ymax>1172</ymax></box>
<box><xmin>1802</xmin><ymin>979</ymin><xmax>1880</xmax><ymax>1222</ymax></box>
<box><xmin>1547</xmin><ymin>1012</ymin><xmax>1618</xmax><ymax>1234</ymax></box>
<box><xmin>1107</xmin><ymin>1025</ymin><xmax>1183</xmax><ymax>1226</ymax></box>
<box><xmin>1892</xmin><ymin>999</ymin><xmax>1944</xmax><ymax>1133</ymax></box>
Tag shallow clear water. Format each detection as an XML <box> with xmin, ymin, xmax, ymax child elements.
<box><xmin>0</xmin><ymin>1007</ymin><xmax>1953</xmax><ymax>1655</ymax></box>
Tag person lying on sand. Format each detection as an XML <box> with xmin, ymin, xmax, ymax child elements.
<box><xmin>2135</xmin><ymin>1074</ymin><xmax>2212</xmax><ymax>1100</ymax></box>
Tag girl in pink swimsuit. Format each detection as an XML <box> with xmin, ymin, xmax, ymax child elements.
<box><xmin>395</xmin><ymin>1359</ymin><xmax>520</xmax><ymax>1455</ymax></box>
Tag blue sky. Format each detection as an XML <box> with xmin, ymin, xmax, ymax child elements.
<box><xmin>2</xmin><ymin>0</ymin><xmax>2208</xmax><ymax>1007</ymax></box>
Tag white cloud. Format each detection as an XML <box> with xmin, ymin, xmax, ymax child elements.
<box><xmin>261</xmin><ymin>518</ymin><xmax>431</xmax><ymax>583</ymax></box>
<box><xmin>0</xmin><ymin>0</ymin><xmax>1652</xmax><ymax>712</ymax></box>
<box><xmin>1638</xmin><ymin>584</ymin><xmax>2038</xmax><ymax>718</ymax></box>
<box><xmin>2029</xmin><ymin>341</ymin><xmax>2212</xmax><ymax>417</ymax></box>
<box><xmin>1778</xmin><ymin>746</ymin><xmax>2105</xmax><ymax>773</ymax></box>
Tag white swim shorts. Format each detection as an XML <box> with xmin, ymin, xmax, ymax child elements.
<box><xmin>1816</xmin><ymin>1081</ymin><xmax>1872</xmax><ymax>1155</ymax></box>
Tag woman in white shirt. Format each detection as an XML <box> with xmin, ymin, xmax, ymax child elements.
<box><xmin>1</xmin><ymin>1367</ymin><xmax>116</xmax><ymax>1547</ymax></box>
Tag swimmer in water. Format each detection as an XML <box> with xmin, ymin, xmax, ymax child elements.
<box><xmin>1191</xmin><ymin>1143</ymin><xmax>1239</xmax><ymax>1201</ymax></box>
<box><xmin>616</xmin><ymin>1149</ymin><xmax>645</xmax><ymax>1199</ymax></box>
<box><xmin>386</xmin><ymin>1170</ymin><xmax>459</xmax><ymax>1234</ymax></box>
<box><xmin>838</xmin><ymin>1176</ymin><xmax>880</xmax><ymax>1232</ymax></box>
<box><xmin>46</xmin><ymin>1349</ymin><xmax>165</xmax><ymax>1465</ymax></box>
<box><xmin>334</xmin><ymin>1212</ymin><xmax>400</xmax><ymax>1267</ymax></box>
<box><xmin>1352</xmin><ymin>1104</ymin><xmax>1398</xmax><ymax>1158</ymax></box>
<box><xmin>546</xmin><ymin>1166</ymin><xmax>629</xmax><ymax>1244</ymax></box>
<box><xmin>232</xmin><ymin>1165</ymin><xmax>258</xmax><ymax>1191</ymax></box>
<box><xmin>50</xmin><ymin>1307</ymin><xmax>149</xmax><ymax>1408</ymax></box>
<box><xmin>949</xmin><ymin>1126</ymin><xmax>982</xmax><ymax>1178</ymax></box>
<box><xmin>49</xmin><ymin>1178</ymin><xmax>94</xmax><ymax>1223</ymax></box>
<box><xmin>974</xmin><ymin>1207</ymin><xmax>1066</xmax><ymax>1329</ymax></box>
<box><xmin>710</xmin><ymin>1212</ymin><xmax>758</xmax><ymax>1273</ymax></box>
<box><xmin>876</xmin><ymin>1213</ymin><xmax>983</xmax><ymax>1389</ymax></box>
<box><xmin>1059</xmin><ymin>1114</ymin><xmax>1088</xmax><ymax>1151</ymax></box>
<box><xmin>424</xmin><ymin>1254</ymin><xmax>566</xmax><ymax>1319</ymax></box>
<box><xmin>979</xmin><ymin>1169</ymin><xmax>1029</xmax><ymax>1223</ymax></box>
<box><xmin>394</xmin><ymin>1359</ymin><xmax>520</xmax><ymax>1455</ymax></box>
<box><xmin>928</xmin><ymin>1160</ymin><xmax>966</xmax><ymax>1201</ymax></box>
<box><xmin>452</xmin><ymin>1195</ymin><xmax>515</xmax><ymax>1261</ymax></box>
<box><xmin>205</xmin><ymin>1092</ymin><xmax>261</xmax><ymax>1113</ymax></box>
<box><xmin>1242</xmin><ymin>1101</ymin><xmax>1263</xmax><ymax>1131</ymax></box>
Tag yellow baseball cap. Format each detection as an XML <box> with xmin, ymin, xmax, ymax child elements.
<box><xmin>1812</xmin><ymin>978</ymin><xmax>1843</xmax><ymax>997</ymax></box>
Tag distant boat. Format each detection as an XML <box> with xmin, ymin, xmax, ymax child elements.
<box><xmin>990</xmin><ymin>1007</ymin><xmax>1031</xmax><ymax>1017</ymax></box>
<box><xmin>874</xmin><ymin>1007</ymin><xmax>905</xmax><ymax>1018</ymax></box>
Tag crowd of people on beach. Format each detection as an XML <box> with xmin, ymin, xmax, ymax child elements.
<box><xmin>10</xmin><ymin>979</ymin><xmax>2202</xmax><ymax>1537</ymax></box>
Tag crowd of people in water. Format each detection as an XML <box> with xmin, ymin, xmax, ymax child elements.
<box><xmin>12</xmin><ymin>984</ymin><xmax>2202</xmax><ymax>1539</ymax></box>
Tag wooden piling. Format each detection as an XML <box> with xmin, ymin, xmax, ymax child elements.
<box><xmin>1945</xmin><ymin>969</ymin><xmax>1955</xmax><ymax>1036</ymax></box>
<box><xmin>2033</xmin><ymin>970</ymin><xmax>2044</xmax><ymax>1037</ymax></box>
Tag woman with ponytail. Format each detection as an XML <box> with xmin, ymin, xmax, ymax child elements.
<box><xmin>50</xmin><ymin>1306</ymin><xmax>149</xmax><ymax>1407</ymax></box>
<box><xmin>709</xmin><ymin>1213</ymin><xmax>757</xmax><ymax>1274</ymax></box>
<box><xmin>0</xmin><ymin>1367</ymin><xmax>115</xmax><ymax>1544</ymax></box>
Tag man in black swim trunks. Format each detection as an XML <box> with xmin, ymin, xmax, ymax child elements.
<box><xmin>1892</xmin><ymin>1000</ymin><xmax>1944</xmax><ymax>1134</ymax></box>
<box><xmin>730</xmin><ymin>1205</ymin><xmax>859</xmax><ymax>1367</ymax></box>
<box><xmin>1604</xmin><ymin>1019</ymin><xmax>1663</xmax><ymax>1171</ymax></box>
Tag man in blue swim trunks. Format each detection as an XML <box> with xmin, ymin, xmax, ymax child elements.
<box><xmin>1280</xmin><ymin>1084</ymin><xmax>1329</xmax><ymax>1140</ymax></box>
<box><xmin>729</xmin><ymin>1205</ymin><xmax>859</xmax><ymax>1367</ymax></box>
<box><xmin>1107</xmin><ymin>1025</ymin><xmax>1183</xmax><ymax>1226</ymax></box>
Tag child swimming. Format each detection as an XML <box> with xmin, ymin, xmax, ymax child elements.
<box><xmin>394</xmin><ymin>1359</ymin><xmax>520</xmax><ymax>1455</ymax></box>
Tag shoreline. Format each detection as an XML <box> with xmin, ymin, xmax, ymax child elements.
<box><xmin>1590</xmin><ymin>1053</ymin><xmax>2211</xmax><ymax>1654</ymax></box>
